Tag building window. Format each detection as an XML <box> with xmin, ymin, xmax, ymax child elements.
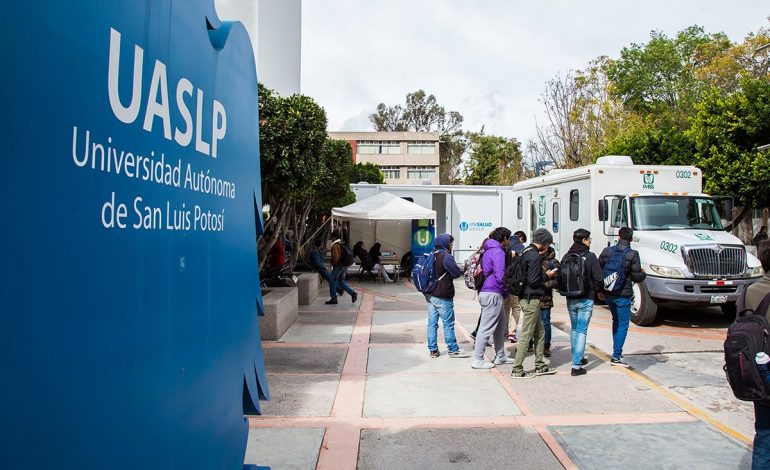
<box><xmin>553</xmin><ymin>202</ymin><xmax>560</xmax><ymax>233</ymax></box>
<box><xmin>380</xmin><ymin>166</ymin><xmax>401</xmax><ymax>179</ymax></box>
<box><xmin>357</xmin><ymin>140</ymin><xmax>400</xmax><ymax>155</ymax></box>
<box><xmin>407</xmin><ymin>141</ymin><xmax>436</xmax><ymax>155</ymax></box>
<box><xmin>407</xmin><ymin>166</ymin><xmax>437</xmax><ymax>180</ymax></box>
<box><xmin>517</xmin><ymin>197</ymin><xmax>523</xmax><ymax>220</ymax></box>
<box><xmin>570</xmin><ymin>190</ymin><xmax>579</xmax><ymax>221</ymax></box>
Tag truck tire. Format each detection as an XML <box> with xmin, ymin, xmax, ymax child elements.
<box><xmin>720</xmin><ymin>302</ymin><xmax>737</xmax><ymax>321</ymax></box>
<box><xmin>631</xmin><ymin>282</ymin><xmax>658</xmax><ymax>326</ymax></box>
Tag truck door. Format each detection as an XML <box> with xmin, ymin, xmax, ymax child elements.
<box><xmin>602</xmin><ymin>195</ymin><xmax>629</xmax><ymax>246</ymax></box>
<box><xmin>551</xmin><ymin>198</ymin><xmax>561</xmax><ymax>256</ymax></box>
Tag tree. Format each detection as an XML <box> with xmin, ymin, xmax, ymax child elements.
<box><xmin>370</xmin><ymin>90</ymin><xmax>464</xmax><ymax>183</ymax></box>
<box><xmin>258</xmin><ymin>84</ymin><xmax>328</xmax><ymax>269</ymax></box>
<box><xmin>687</xmin><ymin>77</ymin><xmax>770</xmax><ymax>229</ymax></box>
<box><xmin>464</xmin><ymin>131</ymin><xmax>523</xmax><ymax>185</ymax></box>
<box><xmin>349</xmin><ymin>162</ymin><xmax>384</xmax><ymax>184</ymax></box>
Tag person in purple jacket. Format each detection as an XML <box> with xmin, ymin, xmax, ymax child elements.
<box><xmin>472</xmin><ymin>227</ymin><xmax>513</xmax><ymax>369</ymax></box>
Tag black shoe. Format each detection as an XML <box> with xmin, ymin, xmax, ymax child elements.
<box><xmin>430</xmin><ymin>350</ymin><xmax>440</xmax><ymax>358</ymax></box>
<box><xmin>351</xmin><ymin>292</ymin><xmax>358</xmax><ymax>303</ymax></box>
<box><xmin>325</xmin><ymin>299</ymin><xmax>338</xmax><ymax>305</ymax></box>
<box><xmin>544</xmin><ymin>346</ymin><xmax>551</xmax><ymax>358</ymax></box>
<box><xmin>571</xmin><ymin>367</ymin><xmax>587</xmax><ymax>376</ymax></box>
<box><xmin>580</xmin><ymin>357</ymin><xmax>588</xmax><ymax>366</ymax></box>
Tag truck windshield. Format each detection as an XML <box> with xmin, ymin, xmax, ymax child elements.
<box><xmin>631</xmin><ymin>196</ymin><xmax>724</xmax><ymax>231</ymax></box>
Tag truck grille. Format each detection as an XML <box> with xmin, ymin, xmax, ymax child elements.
<box><xmin>682</xmin><ymin>245</ymin><xmax>746</xmax><ymax>278</ymax></box>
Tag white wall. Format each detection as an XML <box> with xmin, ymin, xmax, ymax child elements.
<box><xmin>214</xmin><ymin>0</ymin><xmax>301</xmax><ymax>96</ymax></box>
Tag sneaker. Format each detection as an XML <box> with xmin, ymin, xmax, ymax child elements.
<box><xmin>610</xmin><ymin>357</ymin><xmax>629</xmax><ymax>367</ymax></box>
<box><xmin>448</xmin><ymin>349</ymin><xmax>471</xmax><ymax>358</ymax></box>
<box><xmin>351</xmin><ymin>292</ymin><xmax>358</xmax><ymax>303</ymax></box>
<box><xmin>511</xmin><ymin>369</ymin><xmax>534</xmax><ymax>379</ymax></box>
<box><xmin>325</xmin><ymin>299</ymin><xmax>338</xmax><ymax>305</ymax></box>
<box><xmin>429</xmin><ymin>350</ymin><xmax>440</xmax><ymax>359</ymax></box>
<box><xmin>471</xmin><ymin>360</ymin><xmax>495</xmax><ymax>369</ymax></box>
<box><xmin>580</xmin><ymin>357</ymin><xmax>588</xmax><ymax>366</ymax></box>
<box><xmin>571</xmin><ymin>367</ymin><xmax>587</xmax><ymax>376</ymax></box>
<box><xmin>508</xmin><ymin>334</ymin><xmax>518</xmax><ymax>343</ymax></box>
<box><xmin>543</xmin><ymin>346</ymin><xmax>551</xmax><ymax>358</ymax></box>
<box><xmin>494</xmin><ymin>356</ymin><xmax>514</xmax><ymax>365</ymax></box>
<box><xmin>533</xmin><ymin>366</ymin><xmax>557</xmax><ymax>376</ymax></box>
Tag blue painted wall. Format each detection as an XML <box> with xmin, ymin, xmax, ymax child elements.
<box><xmin>0</xmin><ymin>1</ymin><xmax>268</xmax><ymax>468</ymax></box>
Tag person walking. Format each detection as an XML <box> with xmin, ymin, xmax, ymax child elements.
<box><xmin>472</xmin><ymin>227</ymin><xmax>513</xmax><ymax>369</ymax></box>
<box><xmin>755</xmin><ymin>226</ymin><xmax>768</xmax><ymax>247</ymax></box>
<box><xmin>599</xmin><ymin>226</ymin><xmax>646</xmax><ymax>366</ymax></box>
<box><xmin>561</xmin><ymin>229</ymin><xmax>604</xmax><ymax>376</ymax></box>
<box><xmin>506</xmin><ymin>231</ymin><xmax>527</xmax><ymax>343</ymax></box>
<box><xmin>426</xmin><ymin>234</ymin><xmax>470</xmax><ymax>359</ymax></box>
<box><xmin>528</xmin><ymin>245</ymin><xmax>559</xmax><ymax>357</ymax></box>
<box><xmin>326</xmin><ymin>231</ymin><xmax>358</xmax><ymax>305</ymax></box>
<box><xmin>744</xmin><ymin>241</ymin><xmax>770</xmax><ymax>469</ymax></box>
<box><xmin>511</xmin><ymin>228</ymin><xmax>558</xmax><ymax>378</ymax></box>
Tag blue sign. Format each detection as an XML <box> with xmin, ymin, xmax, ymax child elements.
<box><xmin>1</xmin><ymin>2</ymin><xmax>268</xmax><ymax>468</ymax></box>
<box><xmin>459</xmin><ymin>221</ymin><xmax>469</xmax><ymax>231</ymax></box>
<box><xmin>412</xmin><ymin>219</ymin><xmax>436</xmax><ymax>258</ymax></box>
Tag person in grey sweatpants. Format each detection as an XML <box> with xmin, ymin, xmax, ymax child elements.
<box><xmin>472</xmin><ymin>227</ymin><xmax>513</xmax><ymax>369</ymax></box>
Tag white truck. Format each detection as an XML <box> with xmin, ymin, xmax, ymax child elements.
<box><xmin>350</xmin><ymin>155</ymin><xmax>762</xmax><ymax>325</ymax></box>
<box><xmin>511</xmin><ymin>155</ymin><xmax>763</xmax><ymax>325</ymax></box>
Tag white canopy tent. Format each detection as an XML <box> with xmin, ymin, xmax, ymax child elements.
<box><xmin>331</xmin><ymin>191</ymin><xmax>436</xmax><ymax>221</ymax></box>
<box><xmin>331</xmin><ymin>192</ymin><xmax>436</xmax><ymax>257</ymax></box>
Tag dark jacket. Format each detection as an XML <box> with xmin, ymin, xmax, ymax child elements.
<box><xmin>369</xmin><ymin>245</ymin><xmax>383</xmax><ymax>264</ymax></box>
<box><xmin>480</xmin><ymin>238</ymin><xmax>509</xmax><ymax>296</ymax></box>
<box><xmin>755</xmin><ymin>231</ymin><xmax>768</xmax><ymax>246</ymax></box>
<box><xmin>540</xmin><ymin>247</ymin><xmax>560</xmax><ymax>308</ymax></box>
<box><xmin>599</xmin><ymin>239</ymin><xmax>647</xmax><ymax>298</ymax></box>
<box><xmin>353</xmin><ymin>243</ymin><xmax>375</xmax><ymax>270</ymax></box>
<box><xmin>308</xmin><ymin>247</ymin><xmax>327</xmax><ymax>272</ymax></box>
<box><xmin>430</xmin><ymin>233</ymin><xmax>462</xmax><ymax>300</ymax></box>
<box><xmin>521</xmin><ymin>243</ymin><xmax>545</xmax><ymax>298</ymax></box>
<box><xmin>510</xmin><ymin>241</ymin><xmax>525</xmax><ymax>256</ymax></box>
<box><xmin>563</xmin><ymin>242</ymin><xmax>604</xmax><ymax>301</ymax></box>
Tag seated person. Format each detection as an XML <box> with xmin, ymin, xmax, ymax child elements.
<box><xmin>265</xmin><ymin>230</ymin><xmax>286</xmax><ymax>269</ymax></box>
<box><xmin>353</xmin><ymin>241</ymin><xmax>393</xmax><ymax>282</ymax></box>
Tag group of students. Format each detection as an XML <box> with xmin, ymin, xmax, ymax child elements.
<box><xmin>424</xmin><ymin>225</ymin><xmax>646</xmax><ymax>379</ymax></box>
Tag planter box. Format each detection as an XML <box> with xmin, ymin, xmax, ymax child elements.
<box><xmin>259</xmin><ymin>287</ymin><xmax>299</xmax><ymax>340</ymax></box>
<box><xmin>296</xmin><ymin>272</ymin><xmax>320</xmax><ymax>305</ymax></box>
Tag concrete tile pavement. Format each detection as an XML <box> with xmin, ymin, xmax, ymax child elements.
<box><xmin>247</xmin><ymin>279</ymin><xmax>753</xmax><ymax>469</ymax></box>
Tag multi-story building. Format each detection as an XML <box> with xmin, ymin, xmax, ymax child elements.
<box><xmin>328</xmin><ymin>131</ymin><xmax>440</xmax><ymax>184</ymax></box>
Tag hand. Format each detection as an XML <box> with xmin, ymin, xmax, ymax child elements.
<box><xmin>546</xmin><ymin>269</ymin><xmax>558</xmax><ymax>278</ymax></box>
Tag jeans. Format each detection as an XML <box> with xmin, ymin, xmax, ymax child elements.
<box><xmin>329</xmin><ymin>265</ymin><xmax>354</xmax><ymax>301</ymax></box>
<box><xmin>426</xmin><ymin>295</ymin><xmax>459</xmax><ymax>353</ymax></box>
<box><xmin>755</xmin><ymin>403</ymin><xmax>770</xmax><ymax>470</ymax></box>
<box><xmin>540</xmin><ymin>308</ymin><xmax>552</xmax><ymax>347</ymax></box>
<box><xmin>605</xmin><ymin>295</ymin><xmax>631</xmax><ymax>359</ymax></box>
<box><xmin>513</xmin><ymin>298</ymin><xmax>545</xmax><ymax>372</ymax></box>
<box><xmin>567</xmin><ymin>298</ymin><xmax>594</xmax><ymax>368</ymax></box>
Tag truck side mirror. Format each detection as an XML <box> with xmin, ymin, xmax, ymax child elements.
<box><xmin>598</xmin><ymin>199</ymin><xmax>609</xmax><ymax>221</ymax></box>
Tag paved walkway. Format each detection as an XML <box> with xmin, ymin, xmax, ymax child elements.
<box><xmin>245</xmin><ymin>280</ymin><xmax>753</xmax><ymax>469</ymax></box>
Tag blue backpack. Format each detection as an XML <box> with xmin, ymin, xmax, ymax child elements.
<box><xmin>603</xmin><ymin>246</ymin><xmax>631</xmax><ymax>293</ymax></box>
<box><xmin>412</xmin><ymin>250</ymin><xmax>446</xmax><ymax>294</ymax></box>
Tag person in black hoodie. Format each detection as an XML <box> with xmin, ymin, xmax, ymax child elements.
<box><xmin>561</xmin><ymin>229</ymin><xmax>604</xmax><ymax>376</ymax></box>
<box><xmin>599</xmin><ymin>227</ymin><xmax>647</xmax><ymax>367</ymax></box>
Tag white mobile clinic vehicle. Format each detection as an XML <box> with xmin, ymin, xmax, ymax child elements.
<box><xmin>511</xmin><ymin>155</ymin><xmax>763</xmax><ymax>325</ymax></box>
<box><xmin>351</xmin><ymin>155</ymin><xmax>762</xmax><ymax>325</ymax></box>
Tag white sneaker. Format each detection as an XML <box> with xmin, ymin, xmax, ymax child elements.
<box><xmin>448</xmin><ymin>349</ymin><xmax>471</xmax><ymax>358</ymax></box>
<box><xmin>494</xmin><ymin>356</ymin><xmax>514</xmax><ymax>365</ymax></box>
<box><xmin>471</xmin><ymin>360</ymin><xmax>495</xmax><ymax>369</ymax></box>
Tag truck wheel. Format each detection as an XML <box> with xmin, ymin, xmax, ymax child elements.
<box><xmin>720</xmin><ymin>302</ymin><xmax>737</xmax><ymax>321</ymax></box>
<box><xmin>631</xmin><ymin>282</ymin><xmax>658</xmax><ymax>326</ymax></box>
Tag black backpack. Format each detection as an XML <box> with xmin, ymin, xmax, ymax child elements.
<box><xmin>724</xmin><ymin>292</ymin><xmax>770</xmax><ymax>404</ymax></box>
<box><xmin>558</xmin><ymin>253</ymin><xmax>586</xmax><ymax>298</ymax></box>
<box><xmin>505</xmin><ymin>247</ymin><xmax>534</xmax><ymax>297</ymax></box>
<box><xmin>339</xmin><ymin>243</ymin><xmax>355</xmax><ymax>267</ymax></box>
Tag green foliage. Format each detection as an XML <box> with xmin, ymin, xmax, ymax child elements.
<box><xmin>258</xmin><ymin>84</ymin><xmax>328</xmax><ymax>201</ymax></box>
<box><xmin>687</xmin><ymin>77</ymin><xmax>770</xmax><ymax>207</ymax></box>
<box><xmin>349</xmin><ymin>162</ymin><xmax>385</xmax><ymax>184</ymax></box>
<box><xmin>464</xmin><ymin>131</ymin><xmax>523</xmax><ymax>185</ymax></box>
<box><xmin>311</xmin><ymin>139</ymin><xmax>356</xmax><ymax>217</ymax></box>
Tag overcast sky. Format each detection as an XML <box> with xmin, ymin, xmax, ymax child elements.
<box><xmin>301</xmin><ymin>0</ymin><xmax>768</xmax><ymax>145</ymax></box>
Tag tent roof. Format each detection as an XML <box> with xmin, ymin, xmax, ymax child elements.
<box><xmin>331</xmin><ymin>191</ymin><xmax>436</xmax><ymax>221</ymax></box>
